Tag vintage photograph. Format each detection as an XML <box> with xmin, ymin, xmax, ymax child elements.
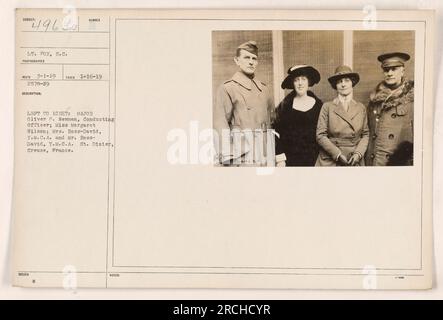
<box><xmin>212</xmin><ymin>31</ymin><xmax>415</xmax><ymax>167</ymax></box>
<box><xmin>11</xmin><ymin>8</ymin><xmax>433</xmax><ymax>290</ymax></box>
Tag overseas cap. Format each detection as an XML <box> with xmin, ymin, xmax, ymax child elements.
<box><xmin>237</xmin><ymin>40</ymin><xmax>258</xmax><ymax>56</ymax></box>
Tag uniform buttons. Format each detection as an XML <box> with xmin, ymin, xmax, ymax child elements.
<box><xmin>373</xmin><ymin>110</ymin><xmax>377</xmax><ymax>114</ymax></box>
<box><xmin>370</xmin><ymin>154</ymin><xmax>375</xmax><ymax>159</ymax></box>
<box><xmin>372</xmin><ymin>134</ymin><xmax>377</xmax><ymax>139</ymax></box>
<box><xmin>391</xmin><ymin>113</ymin><xmax>397</xmax><ymax>119</ymax></box>
<box><xmin>388</xmin><ymin>134</ymin><xmax>394</xmax><ymax>139</ymax></box>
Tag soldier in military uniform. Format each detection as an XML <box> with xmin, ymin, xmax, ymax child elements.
<box><xmin>213</xmin><ymin>41</ymin><xmax>274</xmax><ymax>166</ymax></box>
<box><xmin>366</xmin><ymin>52</ymin><xmax>414</xmax><ymax>166</ymax></box>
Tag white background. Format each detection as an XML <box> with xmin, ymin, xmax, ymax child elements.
<box><xmin>1</xmin><ymin>0</ymin><xmax>442</xmax><ymax>299</ymax></box>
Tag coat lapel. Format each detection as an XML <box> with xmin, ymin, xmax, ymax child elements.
<box><xmin>348</xmin><ymin>100</ymin><xmax>364</xmax><ymax>132</ymax></box>
<box><xmin>348</xmin><ymin>100</ymin><xmax>359</xmax><ymax>120</ymax></box>
<box><xmin>332</xmin><ymin>97</ymin><xmax>356</xmax><ymax>131</ymax></box>
<box><xmin>232</xmin><ymin>72</ymin><xmax>251</xmax><ymax>90</ymax></box>
<box><xmin>252</xmin><ymin>78</ymin><xmax>264</xmax><ymax>91</ymax></box>
<box><xmin>231</xmin><ymin>72</ymin><xmax>263</xmax><ymax>91</ymax></box>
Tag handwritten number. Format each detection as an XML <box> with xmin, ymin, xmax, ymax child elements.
<box><xmin>31</xmin><ymin>19</ymin><xmax>41</xmax><ymax>30</ymax></box>
<box><xmin>43</xmin><ymin>19</ymin><xmax>51</xmax><ymax>32</ymax></box>
<box><xmin>52</xmin><ymin>19</ymin><xmax>58</xmax><ymax>31</ymax></box>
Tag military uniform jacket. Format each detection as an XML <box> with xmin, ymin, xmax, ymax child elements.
<box><xmin>315</xmin><ymin>97</ymin><xmax>369</xmax><ymax>166</ymax></box>
<box><xmin>366</xmin><ymin>80</ymin><xmax>414</xmax><ymax>166</ymax></box>
<box><xmin>213</xmin><ymin>71</ymin><xmax>274</xmax><ymax>163</ymax></box>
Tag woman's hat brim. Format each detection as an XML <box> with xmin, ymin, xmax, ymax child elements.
<box><xmin>281</xmin><ymin>66</ymin><xmax>321</xmax><ymax>89</ymax></box>
<box><xmin>327</xmin><ymin>72</ymin><xmax>360</xmax><ymax>88</ymax></box>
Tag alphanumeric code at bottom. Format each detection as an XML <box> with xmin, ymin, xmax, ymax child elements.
<box><xmin>172</xmin><ymin>304</ymin><xmax>271</xmax><ymax>318</ymax></box>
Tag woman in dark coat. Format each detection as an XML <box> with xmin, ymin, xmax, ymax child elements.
<box><xmin>273</xmin><ymin>65</ymin><xmax>323</xmax><ymax>167</ymax></box>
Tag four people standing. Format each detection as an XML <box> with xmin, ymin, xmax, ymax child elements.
<box><xmin>214</xmin><ymin>40</ymin><xmax>413</xmax><ymax>167</ymax></box>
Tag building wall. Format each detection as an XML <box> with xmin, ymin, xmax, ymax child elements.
<box><xmin>282</xmin><ymin>31</ymin><xmax>344</xmax><ymax>104</ymax></box>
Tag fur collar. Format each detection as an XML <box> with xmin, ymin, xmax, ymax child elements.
<box><xmin>369</xmin><ymin>79</ymin><xmax>414</xmax><ymax>111</ymax></box>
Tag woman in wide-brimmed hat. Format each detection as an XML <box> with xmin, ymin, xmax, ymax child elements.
<box><xmin>273</xmin><ymin>65</ymin><xmax>323</xmax><ymax>166</ymax></box>
<box><xmin>315</xmin><ymin>65</ymin><xmax>369</xmax><ymax>166</ymax></box>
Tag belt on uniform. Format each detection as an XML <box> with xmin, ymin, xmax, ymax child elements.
<box><xmin>329</xmin><ymin>137</ymin><xmax>361</xmax><ymax>147</ymax></box>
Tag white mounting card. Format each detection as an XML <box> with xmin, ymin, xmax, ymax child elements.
<box><xmin>12</xmin><ymin>9</ymin><xmax>434</xmax><ymax>289</ymax></box>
